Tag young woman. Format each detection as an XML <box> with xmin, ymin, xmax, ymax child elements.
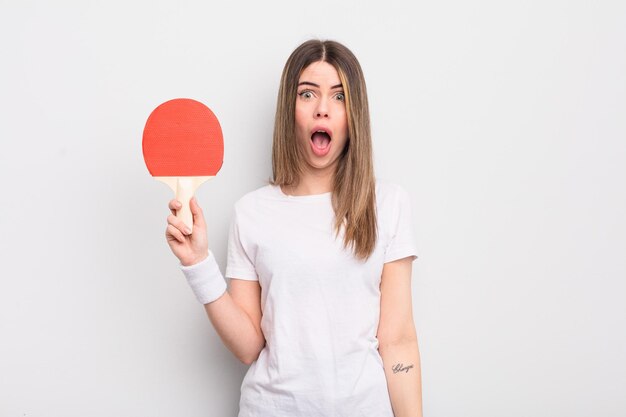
<box><xmin>165</xmin><ymin>39</ymin><xmax>423</xmax><ymax>417</ymax></box>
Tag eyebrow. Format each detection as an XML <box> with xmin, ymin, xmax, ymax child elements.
<box><xmin>298</xmin><ymin>81</ymin><xmax>343</xmax><ymax>89</ymax></box>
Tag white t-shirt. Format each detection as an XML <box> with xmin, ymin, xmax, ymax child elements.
<box><xmin>225</xmin><ymin>179</ymin><xmax>418</xmax><ymax>417</ymax></box>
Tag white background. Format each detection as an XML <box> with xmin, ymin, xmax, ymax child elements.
<box><xmin>1</xmin><ymin>0</ymin><xmax>625</xmax><ymax>416</ymax></box>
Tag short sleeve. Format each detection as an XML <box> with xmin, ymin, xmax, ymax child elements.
<box><xmin>225</xmin><ymin>209</ymin><xmax>258</xmax><ymax>281</ymax></box>
<box><xmin>384</xmin><ymin>186</ymin><xmax>419</xmax><ymax>264</ymax></box>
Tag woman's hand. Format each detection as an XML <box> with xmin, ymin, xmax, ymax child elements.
<box><xmin>165</xmin><ymin>197</ymin><xmax>209</xmax><ymax>266</ymax></box>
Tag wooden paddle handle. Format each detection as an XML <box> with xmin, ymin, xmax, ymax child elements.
<box><xmin>156</xmin><ymin>176</ymin><xmax>214</xmax><ymax>233</ymax></box>
<box><xmin>176</xmin><ymin>178</ymin><xmax>196</xmax><ymax>231</ymax></box>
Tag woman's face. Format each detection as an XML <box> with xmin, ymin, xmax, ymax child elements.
<box><xmin>295</xmin><ymin>60</ymin><xmax>349</xmax><ymax>174</ymax></box>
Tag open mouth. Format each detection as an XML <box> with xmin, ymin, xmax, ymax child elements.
<box><xmin>310</xmin><ymin>129</ymin><xmax>332</xmax><ymax>157</ymax></box>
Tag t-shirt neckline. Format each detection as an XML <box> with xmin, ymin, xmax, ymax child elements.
<box><xmin>273</xmin><ymin>184</ymin><xmax>332</xmax><ymax>201</ymax></box>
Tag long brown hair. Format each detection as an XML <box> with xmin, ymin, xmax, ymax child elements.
<box><xmin>271</xmin><ymin>39</ymin><xmax>377</xmax><ymax>260</ymax></box>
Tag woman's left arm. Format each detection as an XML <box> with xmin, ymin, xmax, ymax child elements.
<box><xmin>377</xmin><ymin>257</ymin><xmax>423</xmax><ymax>417</ymax></box>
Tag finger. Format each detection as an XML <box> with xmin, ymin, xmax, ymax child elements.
<box><xmin>189</xmin><ymin>197</ymin><xmax>206</xmax><ymax>228</ymax></box>
<box><xmin>166</xmin><ymin>224</ymin><xmax>186</xmax><ymax>243</ymax></box>
<box><xmin>167</xmin><ymin>213</ymin><xmax>192</xmax><ymax>235</ymax></box>
<box><xmin>168</xmin><ymin>199</ymin><xmax>182</xmax><ymax>216</ymax></box>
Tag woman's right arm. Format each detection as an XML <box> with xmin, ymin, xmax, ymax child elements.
<box><xmin>204</xmin><ymin>279</ymin><xmax>265</xmax><ymax>365</ymax></box>
<box><xmin>166</xmin><ymin>197</ymin><xmax>265</xmax><ymax>365</ymax></box>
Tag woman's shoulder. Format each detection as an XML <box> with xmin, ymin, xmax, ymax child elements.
<box><xmin>375</xmin><ymin>178</ymin><xmax>410</xmax><ymax>203</ymax></box>
<box><xmin>375</xmin><ymin>179</ymin><xmax>414</xmax><ymax>223</ymax></box>
<box><xmin>233</xmin><ymin>182</ymin><xmax>281</xmax><ymax>211</ymax></box>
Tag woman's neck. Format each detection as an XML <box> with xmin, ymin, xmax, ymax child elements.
<box><xmin>282</xmin><ymin>169</ymin><xmax>334</xmax><ymax>196</ymax></box>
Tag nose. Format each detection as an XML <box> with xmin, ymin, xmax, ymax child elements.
<box><xmin>315</xmin><ymin>112</ymin><xmax>328</xmax><ymax>118</ymax></box>
<box><xmin>315</xmin><ymin>99</ymin><xmax>329</xmax><ymax>119</ymax></box>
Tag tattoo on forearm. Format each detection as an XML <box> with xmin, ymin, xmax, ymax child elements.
<box><xmin>392</xmin><ymin>363</ymin><xmax>414</xmax><ymax>374</ymax></box>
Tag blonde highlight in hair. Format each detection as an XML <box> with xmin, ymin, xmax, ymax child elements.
<box><xmin>271</xmin><ymin>40</ymin><xmax>377</xmax><ymax>260</ymax></box>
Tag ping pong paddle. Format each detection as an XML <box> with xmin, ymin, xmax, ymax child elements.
<box><xmin>142</xmin><ymin>98</ymin><xmax>224</xmax><ymax>233</ymax></box>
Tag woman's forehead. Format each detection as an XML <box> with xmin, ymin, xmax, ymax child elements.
<box><xmin>298</xmin><ymin>61</ymin><xmax>341</xmax><ymax>86</ymax></box>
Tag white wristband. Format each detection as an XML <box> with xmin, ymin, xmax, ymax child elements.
<box><xmin>179</xmin><ymin>251</ymin><xmax>227</xmax><ymax>304</ymax></box>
